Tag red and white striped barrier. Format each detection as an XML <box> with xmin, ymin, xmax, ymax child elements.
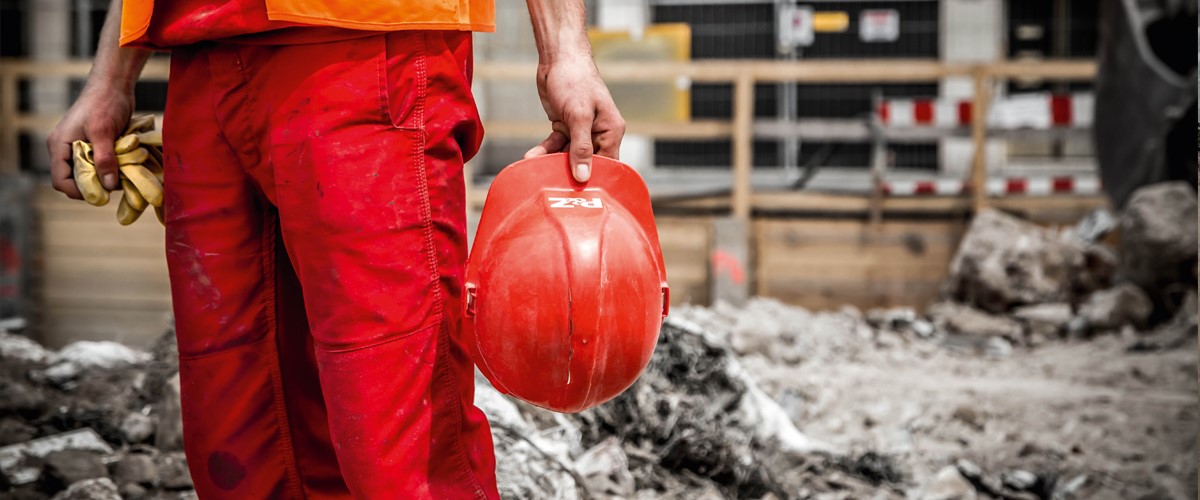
<box><xmin>877</xmin><ymin>92</ymin><xmax>1094</xmax><ymax>129</ymax></box>
<box><xmin>882</xmin><ymin>175</ymin><xmax>1101</xmax><ymax>197</ymax></box>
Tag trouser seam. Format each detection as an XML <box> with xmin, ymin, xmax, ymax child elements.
<box><xmin>261</xmin><ymin>209</ymin><xmax>307</xmax><ymax>499</ymax></box>
<box><xmin>412</xmin><ymin>31</ymin><xmax>487</xmax><ymax>500</ymax></box>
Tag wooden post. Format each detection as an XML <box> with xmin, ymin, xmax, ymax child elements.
<box><xmin>731</xmin><ymin>74</ymin><xmax>754</xmax><ymax>220</ymax></box>
<box><xmin>0</xmin><ymin>71</ymin><xmax>17</xmax><ymax>173</ymax></box>
<box><xmin>969</xmin><ymin>68</ymin><xmax>991</xmax><ymax>212</ymax></box>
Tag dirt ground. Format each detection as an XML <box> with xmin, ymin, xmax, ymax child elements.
<box><xmin>689</xmin><ymin>300</ymin><xmax>1199</xmax><ymax>499</ymax></box>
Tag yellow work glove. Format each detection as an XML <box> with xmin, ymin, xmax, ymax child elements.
<box><xmin>71</xmin><ymin>115</ymin><xmax>165</xmax><ymax>226</ymax></box>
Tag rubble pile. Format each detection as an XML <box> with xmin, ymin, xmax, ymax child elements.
<box><xmin>941</xmin><ymin>182</ymin><xmax>1197</xmax><ymax>348</ymax></box>
<box><xmin>0</xmin><ymin>182</ymin><xmax>1194</xmax><ymax>500</ymax></box>
<box><xmin>478</xmin><ymin>319</ymin><xmax>905</xmax><ymax>499</ymax></box>
<box><xmin>0</xmin><ymin>333</ymin><xmax>190</xmax><ymax>500</ymax></box>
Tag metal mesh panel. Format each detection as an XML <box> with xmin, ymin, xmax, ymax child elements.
<box><xmin>651</xmin><ymin>1</ymin><xmax>940</xmax><ymax>171</ymax></box>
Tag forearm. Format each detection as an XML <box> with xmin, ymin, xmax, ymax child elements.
<box><xmin>525</xmin><ymin>0</ymin><xmax>592</xmax><ymax>64</ymax></box>
<box><xmin>89</xmin><ymin>0</ymin><xmax>152</xmax><ymax>92</ymax></box>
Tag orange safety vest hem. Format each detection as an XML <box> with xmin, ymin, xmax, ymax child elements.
<box><xmin>265</xmin><ymin>11</ymin><xmax>495</xmax><ymax>33</ymax></box>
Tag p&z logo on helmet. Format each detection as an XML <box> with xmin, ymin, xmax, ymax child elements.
<box><xmin>548</xmin><ymin>197</ymin><xmax>603</xmax><ymax>209</ymax></box>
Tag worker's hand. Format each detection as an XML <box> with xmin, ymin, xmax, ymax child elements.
<box><xmin>525</xmin><ymin>55</ymin><xmax>625</xmax><ymax>183</ymax></box>
<box><xmin>47</xmin><ymin>80</ymin><xmax>135</xmax><ymax>199</ymax></box>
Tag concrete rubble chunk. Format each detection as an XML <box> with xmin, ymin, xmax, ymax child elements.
<box><xmin>113</xmin><ymin>453</ymin><xmax>158</xmax><ymax>486</ymax></box>
<box><xmin>154</xmin><ymin>373</ymin><xmax>184</xmax><ymax>452</ymax></box>
<box><xmin>43</xmin><ymin>449</ymin><xmax>109</xmax><ymax>489</ymax></box>
<box><xmin>918</xmin><ymin>465</ymin><xmax>978</xmax><ymax>500</ymax></box>
<box><xmin>929</xmin><ymin>302</ymin><xmax>1023</xmax><ymax>339</ymax></box>
<box><xmin>1117</xmin><ymin>182</ymin><xmax>1199</xmax><ymax>317</ymax></box>
<box><xmin>574</xmin><ymin>437</ymin><xmax>635</xmax><ymax>497</ymax></box>
<box><xmin>0</xmin><ymin>418</ymin><xmax>38</xmax><ymax>447</ymax></box>
<box><xmin>154</xmin><ymin>452</ymin><xmax>193</xmax><ymax>490</ymax></box>
<box><xmin>945</xmin><ymin>209</ymin><xmax>1087</xmax><ymax>313</ymax></box>
<box><xmin>1001</xmin><ymin>469</ymin><xmax>1039</xmax><ymax>491</ymax></box>
<box><xmin>1079</xmin><ymin>283</ymin><xmax>1154</xmax><ymax>331</ymax></box>
<box><xmin>119</xmin><ymin>413</ymin><xmax>155</xmax><ymax>445</ymax></box>
<box><xmin>0</xmin><ymin>429</ymin><xmax>114</xmax><ymax>486</ymax></box>
<box><xmin>0</xmin><ymin>380</ymin><xmax>46</xmax><ymax>414</ymax></box>
<box><xmin>40</xmin><ymin>342</ymin><xmax>152</xmax><ymax>384</ymax></box>
<box><xmin>0</xmin><ymin>332</ymin><xmax>52</xmax><ymax>364</ymax></box>
<box><xmin>1069</xmin><ymin>208</ymin><xmax>1117</xmax><ymax>244</ymax></box>
<box><xmin>1013</xmin><ymin>303</ymin><xmax>1073</xmax><ymax>337</ymax></box>
<box><xmin>49</xmin><ymin>477</ymin><xmax>120</xmax><ymax>500</ymax></box>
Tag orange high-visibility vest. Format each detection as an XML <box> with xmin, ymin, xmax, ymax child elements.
<box><xmin>121</xmin><ymin>0</ymin><xmax>495</xmax><ymax>46</ymax></box>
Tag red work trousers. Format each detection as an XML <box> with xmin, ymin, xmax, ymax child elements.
<box><xmin>161</xmin><ymin>31</ymin><xmax>499</xmax><ymax>499</ymax></box>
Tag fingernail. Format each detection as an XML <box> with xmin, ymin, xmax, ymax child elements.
<box><xmin>102</xmin><ymin>173</ymin><xmax>118</xmax><ymax>190</ymax></box>
<box><xmin>574</xmin><ymin>164</ymin><xmax>591</xmax><ymax>182</ymax></box>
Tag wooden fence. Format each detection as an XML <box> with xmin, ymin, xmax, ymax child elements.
<box><xmin>0</xmin><ymin>58</ymin><xmax>1103</xmax><ymax>345</ymax></box>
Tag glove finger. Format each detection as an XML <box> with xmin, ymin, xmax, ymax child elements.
<box><xmin>136</xmin><ymin>130</ymin><xmax>162</xmax><ymax>147</ymax></box>
<box><xmin>120</xmin><ymin>164</ymin><xmax>164</xmax><ymax>207</ymax></box>
<box><xmin>142</xmin><ymin>150</ymin><xmax>165</xmax><ymax>183</ymax></box>
<box><xmin>116</xmin><ymin>148</ymin><xmax>150</xmax><ymax>165</ymax></box>
<box><xmin>121</xmin><ymin>178</ymin><xmax>148</xmax><ymax>211</ymax></box>
<box><xmin>72</xmin><ymin>141</ymin><xmax>110</xmax><ymax>207</ymax></box>
<box><xmin>116</xmin><ymin>191</ymin><xmax>145</xmax><ymax>226</ymax></box>
<box><xmin>114</xmin><ymin>134</ymin><xmax>140</xmax><ymax>155</ymax></box>
<box><xmin>125</xmin><ymin>115</ymin><xmax>156</xmax><ymax>135</ymax></box>
<box><xmin>154</xmin><ymin>205</ymin><xmax>165</xmax><ymax>226</ymax></box>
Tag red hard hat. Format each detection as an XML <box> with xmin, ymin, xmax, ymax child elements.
<box><xmin>463</xmin><ymin>153</ymin><xmax>669</xmax><ymax>413</ymax></box>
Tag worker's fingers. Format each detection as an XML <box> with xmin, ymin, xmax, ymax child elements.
<box><xmin>87</xmin><ymin>125</ymin><xmax>121</xmax><ymax>191</ymax></box>
<box><xmin>593</xmin><ymin>107</ymin><xmax>626</xmax><ymax>162</ymax></box>
<box><xmin>564</xmin><ymin>105</ymin><xmax>597</xmax><ymax>183</ymax></box>
<box><xmin>524</xmin><ymin>130</ymin><xmax>569</xmax><ymax>159</ymax></box>
<box><xmin>48</xmin><ymin>134</ymin><xmax>83</xmax><ymax>200</ymax></box>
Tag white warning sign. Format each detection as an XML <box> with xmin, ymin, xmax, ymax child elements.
<box><xmin>859</xmin><ymin>9</ymin><xmax>900</xmax><ymax>43</ymax></box>
<box><xmin>778</xmin><ymin>4</ymin><xmax>814</xmax><ymax>50</ymax></box>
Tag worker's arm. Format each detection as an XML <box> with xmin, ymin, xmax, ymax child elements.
<box><xmin>47</xmin><ymin>0</ymin><xmax>152</xmax><ymax>199</ymax></box>
<box><xmin>524</xmin><ymin>0</ymin><xmax>625</xmax><ymax>183</ymax></box>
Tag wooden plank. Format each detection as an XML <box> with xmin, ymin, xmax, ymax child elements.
<box><xmin>656</xmin><ymin>217</ymin><xmax>711</xmax><ymax>306</ymax></box>
<box><xmin>984</xmin><ymin>60</ymin><xmax>1096</xmax><ymax>80</ymax></box>
<box><xmin>40</xmin><ymin>306</ymin><xmax>171</xmax><ymax>350</ymax></box>
<box><xmin>731</xmin><ymin>75</ymin><xmax>754</xmax><ymax>219</ymax></box>
<box><xmin>0</xmin><ymin>72</ymin><xmax>16</xmax><ymax>173</ymax></box>
<box><xmin>657</xmin><ymin>191</ymin><xmax>1108</xmax><ymax>218</ymax></box>
<box><xmin>970</xmin><ymin>70</ymin><xmax>991</xmax><ymax>212</ymax></box>
<box><xmin>483</xmin><ymin>120</ymin><xmax>732</xmax><ymax>140</ymax></box>
<box><xmin>754</xmin><ymin>219</ymin><xmax>965</xmax><ymax>310</ymax></box>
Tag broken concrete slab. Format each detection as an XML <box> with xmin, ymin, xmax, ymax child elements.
<box><xmin>48</xmin><ymin>477</ymin><xmax>120</xmax><ymax>500</ymax></box>
<box><xmin>917</xmin><ymin>465</ymin><xmax>978</xmax><ymax>500</ymax></box>
<box><xmin>43</xmin><ymin>450</ymin><xmax>108</xmax><ymax>490</ymax></box>
<box><xmin>946</xmin><ymin>209</ymin><xmax>1088</xmax><ymax>313</ymax></box>
<box><xmin>112</xmin><ymin>453</ymin><xmax>158</xmax><ymax>487</ymax></box>
<box><xmin>1012</xmin><ymin>303</ymin><xmax>1073</xmax><ymax>338</ymax></box>
<box><xmin>929</xmin><ymin>302</ymin><xmax>1023</xmax><ymax>340</ymax></box>
<box><xmin>1117</xmin><ymin>182</ymin><xmax>1199</xmax><ymax>320</ymax></box>
<box><xmin>154</xmin><ymin>374</ymin><xmax>183</xmax><ymax>452</ymax></box>
<box><xmin>0</xmin><ymin>332</ymin><xmax>51</xmax><ymax>364</ymax></box>
<box><xmin>1079</xmin><ymin>283</ymin><xmax>1154</xmax><ymax>332</ymax></box>
<box><xmin>0</xmin><ymin>429</ymin><xmax>113</xmax><ymax>486</ymax></box>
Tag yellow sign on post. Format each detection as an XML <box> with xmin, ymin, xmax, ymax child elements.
<box><xmin>812</xmin><ymin>11</ymin><xmax>850</xmax><ymax>33</ymax></box>
<box><xmin>589</xmin><ymin>24</ymin><xmax>692</xmax><ymax>123</ymax></box>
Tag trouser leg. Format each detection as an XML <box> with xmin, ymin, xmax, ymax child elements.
<box><xmin>163</xmin><ymin>45</ymin><xmax>349</xmax><ymax>499</ymax></box>
<box><xmin>257</xmin><ymin>31</ymin><xmax>499</xmax><ymax>498</ymax></box>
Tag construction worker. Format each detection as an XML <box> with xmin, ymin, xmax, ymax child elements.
<box><xmin>46</xmin><ymin>0</ymin><xmax>624</xmax><ymax>497</ymax></box>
